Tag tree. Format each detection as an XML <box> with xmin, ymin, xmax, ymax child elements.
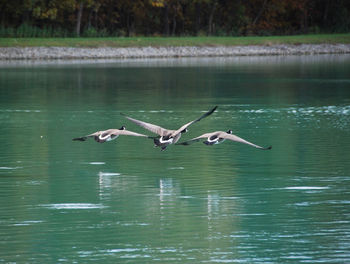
<box><xmin>1</xmin><ymin>0</ymin><xmax>350</xmax><ymax>37</ymax></box>
<box><xmin>76</xmin><ymin>1</ymin><xmax>84</xmax><ymax>36</ymax></box>
<box><xmin>207</xmin><ymin>0</ymin><xmax>217</xmax><ymax>35</ymax></box>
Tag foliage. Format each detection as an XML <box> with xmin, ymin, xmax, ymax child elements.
<box><xmin>0</xmin><ymin>23</ymin><xmax>71</xmax><ymax>38</ymax></box>
<box><xmin>0</xmin><ymin>0</ymin><xmax>349</xmax><ymax>37</ymax></box>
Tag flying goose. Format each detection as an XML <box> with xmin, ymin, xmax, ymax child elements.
<box><xmin>121</xmin><ymin>106</ymin><xmax>218</xmax><ymax>151</ymax></box>
<box><xmin>176</xmin><ymin>130</ymin><xmax>272</xmax><ymax>150</ymax></box>
<box><xmin>72</xmin><ymin>126</ymin><xmax>149</xmax><ymax>143</ymax></box>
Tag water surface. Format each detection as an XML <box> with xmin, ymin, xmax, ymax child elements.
<box><xmin>1</xmin><ymin>55</ymin><xmax>350</xmax><ymax>263</ymax></box>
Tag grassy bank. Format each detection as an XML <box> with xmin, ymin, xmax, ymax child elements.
<box><xmin>1</xmin><ymin>34</ymin><xmax>350</xmax><ymax>48</ymax></box>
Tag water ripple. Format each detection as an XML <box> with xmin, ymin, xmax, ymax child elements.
<box><xmin>87</xmin><ymin>162</ymin><xmax>106</xmax><ymax>165</ymax></box>
<box><xmin>40</xmin><ymin>203</ymin><xmax>107</xmax><ymax>210</ymax></box>
<box><xmin>0</xmin><ymin>166</ymin><xmax>22</xmax><ymax>170</ymax></box>
<box><xmin>0</xmin><ymin>109</ymin><xmax>42</xmax><ymax>113</ymax></box>
<box><xmin>284</xmin><ymin>186</ymin><xmax>330</xmax><ymax>190</ymax></box>
<box><xmin>239</xmin><ymin>105</ymin><xmax>350</xmax><ymax>116</ymax></box>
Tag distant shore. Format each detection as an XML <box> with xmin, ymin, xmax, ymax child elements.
<box><xmin>1</xmin><ymin>44</ymin><xmax>350</xmax><ymax>60</ymax></box>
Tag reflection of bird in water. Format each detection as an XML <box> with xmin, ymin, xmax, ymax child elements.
<box><xmin>121</xmin><ymin>106</ymin><xmax>218</xmax><ymax>151</ymax></box>
<box><xmin>72</xmin><ymin>126</ymin><xmax>149</xmax><ymax>143</ymax></box>
<box><xmin>177</xmin><ymin>130</ymin><xmax>272</xmax><ymax>150</ymax></box>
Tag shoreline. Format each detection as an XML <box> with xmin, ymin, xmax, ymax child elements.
<box><xmin>1</xmin><ymin>44</ymin><xmax>350</xmax><ymax>60</ymax></box>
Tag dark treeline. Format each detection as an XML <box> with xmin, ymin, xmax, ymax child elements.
<box><xmin>1</xmin><ymin>0</ymin><xmax>350</xmax><ymax>38</ymax></box>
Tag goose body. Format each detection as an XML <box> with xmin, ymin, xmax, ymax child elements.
<box><xmin>121</xmin><ymin>106</ymin><xmax>217</xmax><ymax>151</ymax></box>
<box><xmin>177</xmin><ymin>130</ymin><xmax>271</xmax><ymax>150</ymax></box>
<box><xmin>72</xmin><ymin>126</ymin><xmax>149</xmax><ymax>143</ymax></box>
<box><xmin>204</xmin><ymin>133</ymin><xmax>227</xmax><ymax>145</ymax></box>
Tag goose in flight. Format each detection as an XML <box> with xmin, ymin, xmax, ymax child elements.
<box><xmin>72</xmin><ymin>126</ymin><xmax>149</xmax><ymax>143</ymax></box>
<box><xmin>121</xmin><ymin>106</ymin><xmax>218</xmax><ymax>151</ymax></box>
<box><xmin>176</xmin><ymin>130</ymin><xmax>271</xmax><ymax>150</ymax></box>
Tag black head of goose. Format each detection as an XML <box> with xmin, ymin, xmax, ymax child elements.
<box><xmin>176</xmin><ymin>129</ymin><xmax>272</xmax><ymax>150</ymax></box>
<box><xmin>72</xmin><ymin>126</ymin><xmax>150</xmax><ymax>143</ymax></box>
<box><xmin>121</xmin><ymin>106</ymin><xmax>217</xmax><ymax>151</ymax></box>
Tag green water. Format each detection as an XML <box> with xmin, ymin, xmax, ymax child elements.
<box><xmin>1</xmin><ymin>55</ymin><xmax>350</xmax><ymax>263</ymax></box>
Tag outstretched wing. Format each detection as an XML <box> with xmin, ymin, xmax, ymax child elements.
<box><xmin>114</xmin><ymin>129</ymin><xmax>149</xmax><ymax>137</ymax></box>
<box><xmin>171</xmin><ymin>106</ymin><xmax>218</xmax><ymax>137</ymax></box>
<box><xmin>176</xmin><ymin>132</ymin><xmax>214</xmax><ymax>145</ymax></box>
<box><xmin>121</xmin><ymin>113</ymin><xmax>168</xmax><ymax>136</ymax></box>
<box><xmin>72</xmin><ymin>131</ymin><xmax>100</xmax><ymax>141</ymax></box>
<box><xmin>220</xmin><ymin>132</ymin><xmax>272</xmax><ymax>150</ymax></box>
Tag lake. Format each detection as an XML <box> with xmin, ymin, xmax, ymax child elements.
<box><xmin>1</xmin><ymin>55</ymin><xmax>350</xmax><ymax>263</ymax></box>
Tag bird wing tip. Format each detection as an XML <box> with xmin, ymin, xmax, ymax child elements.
<box><xmin>72</xmin><ymin>137</ymin><xmax>86</xmax><ymax>141</ymax></box>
